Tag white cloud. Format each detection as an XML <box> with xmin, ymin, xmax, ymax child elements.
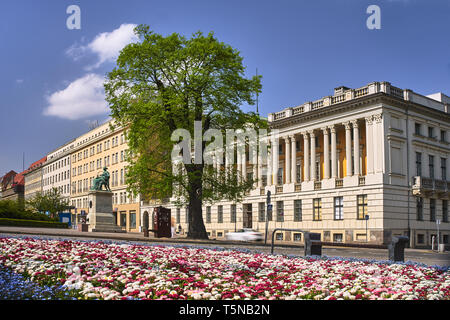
<box><xmin>66</xmin><ymin>23</ymin><xmax>138</xmax><ymax>70</ymax></box>
<box><xmin>43</xmin><ymin>74</ymin><xmax>108</xmax><ymax>120</ymax></box>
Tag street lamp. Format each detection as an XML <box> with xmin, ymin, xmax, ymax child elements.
<box><xmin>365</xmin><ymin>214</ymin><xmax>370</xmax><ymax>243</ymax></box>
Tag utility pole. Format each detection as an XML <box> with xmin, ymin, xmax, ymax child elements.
<box><xmin>265</xmin><ymin>190</ymin><xmax>271</xmax><ymax>244</ymax></box>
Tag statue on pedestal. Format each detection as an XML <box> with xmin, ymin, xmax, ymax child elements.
<box><xmin>91</xmin><ymin>167</ymin><xmax>111</xmax><ymax>191</ymax></box>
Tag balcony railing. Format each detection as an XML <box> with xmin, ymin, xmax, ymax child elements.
<box><xmin>335</xmin><ymin>179</ymin><xmax>343</xmax><ymax>188</ymax></box>
<box><xmin>276</xmin><ymin>185</ymin><xmax>283</xmax><ymax>194</ymax></box>
<box><xmin>295</xmin><ymin>183</ymin><xmax>302</xmax><ymax>192</ymax></box>
<box><xmin>314</xmin><ymin>181</ymin><xmax>322</xmax><ymax>190</ymax></box>
<box><xmin>412</xmin><ymin>176</ymin><xmax>449</xmax><ymax>197</ymax></box>
<box><xmin>358</xmin><ymin>176</ymin><xmax>366</xmax><ymax>186</ymax></box>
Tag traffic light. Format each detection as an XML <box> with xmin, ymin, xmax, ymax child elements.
<box><xmin>266</xmin><ymin>190</ymin><xmax>271</xmax><ymax>204</ymax></box>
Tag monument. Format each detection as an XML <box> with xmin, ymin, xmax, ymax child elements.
<box><xmin>86</xmin><ymin>167</ymin><xmax>125</xmax><ymax>233</ymax></box>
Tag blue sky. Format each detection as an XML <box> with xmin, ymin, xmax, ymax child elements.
<box><xmin>1</xmin><ymin>0</ymin><xmax>449</xmax><ymax>175</ymax></box>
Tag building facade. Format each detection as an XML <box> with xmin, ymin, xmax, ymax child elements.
<box><xmin>23</xmin><ymin>157</ymin><xmax>47</xmax><ymax>201</ymax></box>
<box><xmin>42</xmin><ymin>140</ymin><xmax>75</xmax><ymax>200</ymax></box>
<box><xmin>168</xmin><ymin>81</ymin><xmax>450</xmax><ymax>248</ymax></box>
<box><xmin>69</xmin><ymin>120</ymin><xmax>141</xmax><ymax>232</ymax></box>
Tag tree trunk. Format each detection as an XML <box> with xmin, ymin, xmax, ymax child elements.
<box><xmin>186</xmin><ymin>164</ymin><xmax>208</xmax><ymax>239</ymax></box>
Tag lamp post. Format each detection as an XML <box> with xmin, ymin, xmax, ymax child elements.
<box><xmin>265</xmin><ymin>190</ymin><xmax>271</xmax><ymax>245</ymax></box>
<box><xmin>365</xmin><ymin>214</ymin><xmax>370</xmax><ymax>243</ymax></box>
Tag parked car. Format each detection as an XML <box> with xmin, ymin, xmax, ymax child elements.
<box><xmin>225</xmin><ymin>228</ymin><xmax>264</xmax><ymax>241</ymax></box>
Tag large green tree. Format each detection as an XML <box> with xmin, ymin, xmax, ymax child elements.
<box><xmin>26</xmin><ymin>188</ymin><xmax>69</xmax><ymax>218</ymax></box>
<box><xmin>105</xmin><ymin>25</ymin><xmax>265</xmax><ymax>239</ymax></box>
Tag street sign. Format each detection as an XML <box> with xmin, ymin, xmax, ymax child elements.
<box><xmin>267</xmin><ymin>204</ymin><xmax>273</xmax><ymax>211</ymax></box>
<box><xmin>365</xmin><ymin>215</ymin><xmax>370</xmax><ymax>220</ymax></box>
<box><xmin>436</xmin><ymin>219</ymin><xmax>441</xmax><ymax>225</ymax></box>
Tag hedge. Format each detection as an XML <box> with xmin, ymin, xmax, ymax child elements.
<box><xmin>0</xmin><ymin>218</ymin><xmax>68</xmax><ymax>229</ymax></box>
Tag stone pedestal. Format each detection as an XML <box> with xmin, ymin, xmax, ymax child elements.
<box><xmin>87</xmin><ymin>190</ymin><xmax>125</xmax><ymax>233</ymax></box>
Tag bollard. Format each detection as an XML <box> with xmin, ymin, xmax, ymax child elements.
<box><xmin>388</xmin><ymin>236</ymin><xmax>409</xmax><ymax>262</ymax></box>
<box><xmin>304</xmin><ymin>232</ymin><xmax>322</xmax><ymax>256</ymax></box>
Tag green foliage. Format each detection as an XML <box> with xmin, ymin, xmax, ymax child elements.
<box><xmin>26</xmin><ymin>188</ymin><xmax>69</xmax><ymax>219</ymax></box>
<box><xmin>0</xmin><ymin>200</ymin><xmax>57</xmax><ymax>221</ymax></box>
<box><xmin>0</xmin><ymin>218</ymin><xmax>68</xmax><ymax>228</ymax></box>
<box><xmin>104</xmin><ymin>25</ymin><xmax>266</xmax><ymax>238</ymax></box>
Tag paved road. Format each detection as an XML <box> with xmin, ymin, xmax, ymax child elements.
<box><xmin>0</xmin><ymin>226</ymin><xmax>449</xmax><ymax>267</ymax></box>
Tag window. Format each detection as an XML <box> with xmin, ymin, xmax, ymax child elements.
<box><xmin>276</xmin><ymin>201</ymin><xmax>284</xmax><ymax>222</ymax></box>
<box><xmin>313</xmin><ymin>198</ymin><xmax>322</xmax><ymax>221</ymax></box>
<box><xmin>429</xmin><ymin>155</ymin><xmax>435</xmax><ymax>179</ymax></box>
<box><xmin>296</xmin><ymin>141</ymin><xmax>301</xmax><ymax>152</ymax></box>
<box><xmin>120</xmin><ymin>212</ymin><xmax>127</xmax><ymax>227</ymax></box>
<box><xmin>230</xmin><ymin>204</ymin><xmax>236</xmax><ymax>223</ymax></box>
<box><xmin>443</xmin><ymin>200</ymin><xmax>448</xmax><ymax>223</ymax></box>
<box><xmin>430</xmin><ymin>199</ymin><xmax>436</xmax><ymax>222</ymax></box>
<box><xmin>176</xmin><ymin>208</ymin><xmax>180</xmax><ymax>224</ymax></box>
<box><xmin>277</xmin><ymin>168</ymin><xmax>283</xmax><ymax>185</ymax></box>
<box><xmin>206</xmin><ymin>206</ymin><xmax>211</xmax><ymax>223</ymax></box>
<box><xmin>217</xmin><ymin>205</ymin><xmax>223</xmax><ymax>223</ymax></box>
<box><xmin>417</xmin><ymin>234</ymin><xmax>425</xmax><ymax>244</ymax></box>
<box><xmin>129</xmin><ymin>211</ymin><xmax>136</xmax><ymax>229</ymax></box>
<box><xmin>416</xmin><ymin>197</ymin><xmax>423</xmax><ymax>221</ymax></box>
<box><xmin>333</xmin><ymin>233</ymin><xmax>343</xmax><ymax>243</ymax></box>
<box><xmin>416</xmin><ymin>152</ymin><xmax>422</xmax><ymax>176</ymax></box>
<box><xmin>428</xmin><ymin>127</ymin><xmax>434</xmax><ymax>138</ymax></box>
<box><xmin>293</xmin><ymin>233</ymin><xmax>302</xmax><ymax>242</ymax></box>
<box><xmin>258</xmin><ymin>202</ymin><xmax>265</xmax><ymax>222</ymax></box>
<box><xmin>296</xmin><ymin>164</ymin><xmax>301</xmax><ymax>183</ymax></box>
<box><xmin>441</xmin><ymin>130</ymin><xmax>447</xmax><ymax>142</ymax></box>
<box><xmin>441</xmin><ymin>158</ymin><xmax>447</xmax><ymax>181</ymax></box>
<box><xmin>294</xmin><ymin>200</ymin><xmax>302</xmax><ymax>221</ymax></box>
<box><xmin>414</xmin><ymin>123</ymin><xmax>421</xmax><ymax>135</ymax></box>
<box><xmin>357</xmin><ymin>195</ymin><xmax>368</xmax><ymax>220</ymax></box>
<box><xmin>278</xmin><ymin>144</ymin><xmax>283</xmax><ymax>155</ymax></box>
<box><xmin>275</xmin><ymin>233</ymin><xmax>283</xmax><ymax>241</ymax></box>
<box><xmin>334</xmin><ymin>196</ymin><xmax>344</xmax><ymax>220</ymax></box>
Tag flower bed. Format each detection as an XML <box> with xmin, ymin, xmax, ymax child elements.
<box><xmin>0</xmin><ymin>236</ymin><xmax>449</xmax><ymax>300</ymax></box>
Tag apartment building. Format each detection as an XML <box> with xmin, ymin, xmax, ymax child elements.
<box><xmin>69</xmin><ymin>120</ymin><xmax>140</xmax><ymax>232</ymax></box>
<box><xmin>23</xmin><ymin>156</ymin><xmax>47</xmax><ymax>200</ymax></box>
<box><xmin>168</xmin><ymin>81</ymin><xmax>450</xmax><ymax>248</ymax></box>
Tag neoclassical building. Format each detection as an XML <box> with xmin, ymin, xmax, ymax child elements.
<box><xmin>168</xmin><ymin>81</ymin><xmax>449</xmax><ymax>248</ymax></box>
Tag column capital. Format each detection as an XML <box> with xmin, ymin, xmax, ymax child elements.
<box><xmin>373</xmin><ymin>113</ymin><xmax>382</xmax><ymax>123</ymax></box>
<box><xmin>343</xmin><ymin>121</ymin><xmax>352</xmax><ymax>130</ymax></box>
<box><xmin>350</xmin><ymin>119</ymin><xmax>359</xmax><ymax>128</ymax></box>
<box><xmin>307</xmin><ymin>129</ymin><xmax>315</xmax><ymax>137</ymax></box>
<box><xmin>328</xmin><ymin>124</ymin><xmax>336</xmax><ymax>133</ymax></box>
<box><xmin>365</xmin><ymin>115</ymin><xmax>374</xmax><ymax>125</ymax></box>
<box><xmin>321</xmin><ymin>126</ymin><xmax>329</xmax><ymax>134</ymax></box>
<box><xmin>289</xmin><ymin>134</ymin><xmax>296</xmax><ymax>141</ymax></box>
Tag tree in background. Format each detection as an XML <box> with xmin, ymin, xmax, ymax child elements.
<box><xmin>26</xmin><ymin>188</ymin><xmax>69</xmax><ymax>219</ymax></box>
<box><xmin>105</xmin><ymin>25</ymin><xmax>265</xmax><ymax>239</ymax></box>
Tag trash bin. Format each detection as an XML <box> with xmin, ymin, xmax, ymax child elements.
<box><xmin>439</xmin><ymin>244</ymin><xmax>445</xmax><ymax>252</ymax></box>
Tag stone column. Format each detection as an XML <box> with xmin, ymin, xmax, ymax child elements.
<box><xmin>309</xmin><ymin>130</ymin><xmax>316</xmax><ymax>181</ymax></box>
<box><xmin>303</xmin><ymin>132</ymin><xmax>310</xmax><ymax>181</ymax></box>
<box><xmin>373</xmin><ymin>113</ymin><xmax>383</xmax><ymax>173</ymax></box>
<box><xmin>329</xmin><ymin>125</ymin><xmax>337</xmax><ymax>178</ymax></box>
<box><xmin>290</xmin><ymin>135</ymin><xmax>297</xmax><ymax>183</ymax></box>
<box><xmin>352</xmin><ymin>120</ymin><xmax>360</xmax><ymax>176</ymax></box>
<box><xmin>285</xmin><ymin>137</ymin><xmax>291</xmax><ymax>184</ymax></box>
<box><xmin>345</xmin><ymin>121</ymin><xmax>352</xmax><ymax>177</ymax></box>
<box><xmin>322</xmin><ymin>127</ymin><xmax>330</xmax><ymax>179</ymax></box>
<box><xmin>365</xmin><ymin>116</ymin><xmax>374</xmax><ymax>174</ymax></box>
<box><xmin>267</xmin><ymin>140</ymin><xmax>272</xmax><ymax>186</ymax></box>
<box><xmin>241</xmin><ymin>148</ymin><xmax>247</xmax><ymax>180</ymax></box>
<box><xmin>272</xmin><ymin>136</ymin><xmax>279</xmax><ymax>185</ymax></box>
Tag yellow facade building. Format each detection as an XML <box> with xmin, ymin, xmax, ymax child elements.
<box><xmin>69</xmin><ymin>120</ymin><xmax>140</xmax><ymax>232</ymax></box>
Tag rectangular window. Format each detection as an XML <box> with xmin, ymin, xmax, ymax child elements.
<box><xmin>428</xmin><ymin>126</ymin><xmax>434</xmax><ymax>138</ymax></box>
<box><xmin>176</xmin><ymin>208</ymin><xmax>180</xmax><ymax>224</ymax></box>
<box><xmin>230</xmin><ymin>204</ymin><xmax>236</xmax><ymax>223</ymax></box>
<box><xmin>333</xmin><ymin>233</ymin><xmax>343</xmax><ymax>243</ymax></box>
<box><xmin>120</xmin><ymin>212</ymin><xmax>127</xmax><ymax>227</ymax></box>
<box><xmin>416</xmin><ymin>152</ymin><xmax>422</xmax><ymax>176</ymax></box>
<box><xmin>430</xmin><ymin>199</ymin><xmax>436</xmax><ymax>222</ymax></box>
<box><xmin>275</xmin><ymin>233</ymin><xmax>283</xmax><ymax>241</ymax></box>
<box><xmin>429</xmin><ymin>155</ymin><xmax>435</xmax><ymax>179</ymax></box>
<box><xmin>293</xmin><ymin>233</ymin><xmax>302</xmax><ymax>242</ymax></box>
<box><xmin>417</xmin><ymin>234</ymin><xmax>424</xmax><ymax>244</ymax></box>
<box><xmin>416</xmin><ymin>197</ymin><xmax>423</xmax><ymax>221</ymax></box>
<box><xmin>441</xmin><ymin>158</ymin><xmax>447</xmax><ymax>181</ymax></box>
<box><xmin>334</xmin><ymin>196</ymin><xmax>344</xmax><ymax>220</ymax></box>
<box><xmin>443</xmin><ymin>200</ymin><xmax>448</xmax><ymax>223</ymax></box>
<box><xmin>217</xmin><ymin>205</ymin><xmax>223</xmax><ymax>223</ymax></box>
<box><xmin>276</xmin><ymin>201</ymin><xmax>284</xmax><ymax>222</ymax></box>
<box><xmin>294</xmin><ymin>200</ymin><xmax>302</xmax><ymax>221</ymax></box>
<box><xmin>258</xmin><ymin>202</ymin><xmax>265</xmax><ymax>222</ymax></box>
<box><xmin>296</xmin><ymin>164</ymin><xmax>301</xmax><ymax>183</ymax></box>
<box><xmin>441</xmin><ymin>130</ymin><xmax>447</xmax><ymax>142</ymax></box>
<box><xmin>313</xmin><ymin>198</ymin><xmax>322</xmax><ymax>221</ymax></box>
<box><xmin>415</xmin><ymin>123</ymin><xmax>421</xmax><ymax>135</ymax></box>
<box><xmin>277</xmin><ymin>168</ymin><xmax>283</xmax><ymax>185</ymax></box>
<box><xmin>129</xmin><ymin>211</ymin><xmax>136</xmax><ymax>229</ymax></box>
<box><xmin>206</xmin><ymin>206</ymin><xmax>211</xmax><ymax>223</ymax></box>
<box><xmin>357</xmin><ymin>195</ymin><xmax>368</xmax><ymax>220</ymax></box>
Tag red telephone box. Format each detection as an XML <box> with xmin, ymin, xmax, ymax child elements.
<box><xmin>152</xmin><ymin>206</ymin><xmax>172</xmax><ymax>238</ymax></box>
